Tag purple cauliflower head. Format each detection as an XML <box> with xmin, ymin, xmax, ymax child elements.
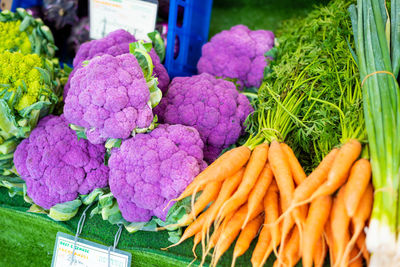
<box><xmin>13</xmin><ymin>115</ymin><xmax>109</xmax><ymax>209</ymax></box>
<box><xmin>108</xmin><ymin>124</ymin><xmax>207</xmax><ymax>222</ymax></box>
<box><xmin>64</xmin><ymin>53</ymin><xmax>156</xmax><ymax>144</ymax></box>
<box><xmin>197</xmin><ymin>24</ymin><xmax>274</xmax><ymax>89</ymax></box>
<box><xmin>64</xmin><ymin>29</ymin><xmax>169</xmax><ymax>98</ymax></box>
<box><xmin>155</xmin><ymin>73</ymin><xmax>253</xmax><ymax>163</ymax></box>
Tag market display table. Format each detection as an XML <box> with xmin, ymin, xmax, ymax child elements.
<box><xmin>0</xmin><ymin>188</ymin><xmax>272</xmax><ymax>267</ymax></box>
<box><xmin>0</xmin><ymin>2</ymin><xmax>323</xmax><ymax>266</ymax></box>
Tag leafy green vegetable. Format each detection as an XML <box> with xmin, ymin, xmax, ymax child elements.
<box><xmin>247</xmin><ymin>0</ymin><xmax>365</xmax><ymax>171</ymax></box>
<box><xmin>349</xmin><ymin>0</ymin><xmax>400</xmax><ymax>263</ymax></box>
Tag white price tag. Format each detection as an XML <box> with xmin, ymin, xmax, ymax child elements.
<box><xmin>51</xmin><ymin>232</ymin><xmax>131</xmax><ymax>267</ymax></box>
<box><xmin>89</xmin><ymin>0</ymin><xmax>158</xmax><ymax>41</ymax></box>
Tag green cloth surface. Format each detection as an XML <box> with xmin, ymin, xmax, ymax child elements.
<box><xmin>0</xmin><ymin>188</ymin><xmax>276</xmax><ymax>267</ymax></box>
<box><xmin>0</xmin><ymin>1</ymin><xmax>329</xmax><ymax>266</ymax></box>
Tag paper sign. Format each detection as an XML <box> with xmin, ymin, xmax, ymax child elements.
<box><xmin>51</xmin><ymin>232</ymin><xmax>131</xmax><ymax>267</ymax></box>
<box><xmin>0</xmin><ymin>0</ymin><xmax>12</xmax><ymax>11</ymax></box>
<box><xmin>89</xmin><ymin>0</ymin><xmax>158</xmax><ymax>41</ymax></box>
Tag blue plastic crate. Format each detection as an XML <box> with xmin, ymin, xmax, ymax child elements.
<box><xmin>0</xmin><ymin>0</ymin><xmax>42</xmax><ymax>11</ymax></box>
<box><xmin>165</xmin><ymin>0</ymin><xmax>213</xmax><ymax>78</ymax></box>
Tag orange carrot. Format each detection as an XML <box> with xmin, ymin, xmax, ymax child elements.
<box><xmin>212</xmin><ymin>203</ymin><xmax>264</xmax><ymax>267</ymax></box>
<box><xmin>313</xmin><ymin>236</ymin><xmax>327</xmax><ymax>267</ymax></box>
<box><xmin>326</xmin><ymin>139</ymin><xmax>362</xmax><ymax>185</ymax></box>
<box><xmin>268</xmin><ymin>140</ymin><xmax>295</xmax><ymax>257</ymax></box>
<box><xmin>324</xmin><ymin>216</ymin><xmax>334</xmax><ymax>265</ymax></box>
<box><xmin>340</xmin><ymin>184</ymin><xmax>373</xmax><ymax>267</ymax></box>
<box><xmin>310</xmin><ymin>139</ymin><xmax>361</xmax><ymax>200</ymax></box>
<box><xmin>281</xmin><ymin>143</ymin><xmax>306</xmax><ymax>185</ymax></box>
<box><xmin>278</xmin><ymin>226</ymin><xmax>301</xmax><ymax>267</ymax></box>
<box><xmin>173</xmin><ymin>145</ymin><xmax>251</xmax><ymax>202</ymax></box>
<box><xmin>302</xmin><ymin>195</ymin><xmax>332</xmax><ymax>267</ymax></box>
<box><xmin>293</xmin><ymin>148</ymin><xmax>339</xmax><ymax>203</ymax></box>
<box><xmin>193</xmin><ymin>232</ymin><xmax>202</xmax><ymax>257</ymax></box>
<box><xmin>278</xmin><ymin>213</ymin><xmax>295</xmax><ymax>260</ymax></box>
<box><xmin>232</xmin><ymin>214</ymin><xmax>264</xmax><ymax>267</ymax></box>
<box><xmin>175</xmin><ymin>180</ymin><xmax>222</xmax><ymax>226</ymax></box>
<box><xmin>268</xmin><ymin>140</ymin><xmax>294</xmax><ymax>211</ymax></box>
<box><xmin>200</xmin><ymin>211</ymin><xmax>236</xmax><ymax>266</ymax></box>
<box><xmin>216</xmin><ymin>143</ymin><xmax>269</xmax><ymax>225</ymax></box>
<box><xmin>252</xmin><ymin>181</ymin><xmax>279</xmax><ymax>267</ymax></box>
<box><xmin>263</xmin><ymin>181</ymin><xmax>281</xmax><ymax>259</ymax></box>
<box><xmin>343</xmin><ymin>158</ymin><xmax>371</xmax><ymax>217</ymax></box>
<box><xmin>330</xmin><ymin>187</ymin><xmax>350</xmax><ymax>267</ymax></box>
<box><xmin>200</xmin><ymin>168</ymin><xmax>244</xmax><ymax>251</ymax></box>
<box><xmin>242</xmin><ymin>163</ymin><xmax>273</xmax><ymax>228</ymax></box>
<box><xmin>355</xmin><ymin>231</ymin><xmax>369</xmax><ymax>265</ymax></box>
<box><xmin>251</xmin><ymin>226</ymin><xmax>272</xmax><ymax>267</ymax></box>
<box><xmin>272</xmin><ymin>148</ymin><xmax>339</xmax><ymax>228</ymax></box>
<box><xmin>348</xmin><ymin>246</ymin><xmax>363</xmax><ymax>267</ymax></box>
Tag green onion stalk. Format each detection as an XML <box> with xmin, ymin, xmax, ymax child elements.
<box><xmin>349</xmin><ymin>0</ymin><xmax>400</xmax><ymax>264</ymax></box>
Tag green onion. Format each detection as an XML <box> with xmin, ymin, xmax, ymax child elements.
<box><xmin>349</xmin><ymin>0</ymin><xmax>400</xmax><ymax>263</ymax></box>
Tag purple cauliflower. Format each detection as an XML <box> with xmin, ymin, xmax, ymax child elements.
<box><xmin>64</xmin><ymin>29</ymin><xmax>169</xmax><ymax>98</ymax></box>
<box><xmin>64</xmin><ymin>52</ymin><xmax>157</xmax><ymax>145</ymax></box>
<box><xmin>155</xmin><ymin>73</ymin><xmax>253</xmax><ymax>163</ymax></box>
<box><xmin>13</xmin><ymin>115</ymin><xmax>109</xmax><ymax>210</ymax></box>
<box><xmin>197</xmin><ymin>25</ymin><xmax>274</xmax><ymax>89</ymax></box>
<box><xmin>108</xmin><ymin>124</ymin><xmax>207</xmax><ymax>222</ymax></box>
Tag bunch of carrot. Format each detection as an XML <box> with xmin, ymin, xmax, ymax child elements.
<box><xmin>163</xmin><ymin>138</ymin><xmax>372</xmax><ymax>267</ymax></box>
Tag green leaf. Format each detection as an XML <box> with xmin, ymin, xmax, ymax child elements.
<box><xmin>167</xmin><ymin>229</ymin><xmax>182</xmax><ymax>244</ymax></box>
<box><xmin>105</xmin><ymin>138</ymin><xmax>122</xmax><ymax>149</ymax></box>
<box><xmin>48</xmin><ymin>199</ymin><xmax>82</xmax><ymax>221</ymax></box>
<box><xmin>0</xmin><ymin>138</ymin><xmax>18</xmax><ymax>154</ymax></box>
<box><xmin>39</xmin><ymin>25</ymin><xmax>54</xmax><ymax>43</ymax></box>
<box><xmin>63</xmin><ymin>64</ymin><xmax>73</xmax><ymax>75</ymax></box>
<box><xmin>27</xmin><ymin>204</ymin><xmax>48</xmax><ymax>214</ymax></box>
<box><xmin>0</xmin><ymin>178</ymin><xmax>25</xmax><ymax>197</ymax></box>
<box><xmin>18</xmin><ymin>14</ymin><xmax>31</xmax><ymax>31</ymax></box>
<box><xmin>147</xmin><ymin>31</ymin><xmax>166</xmax><ymax>62</ymax></box>
<box><xmin>0</xmin><ymin>99</ymin><xmax>20</xmax><ymax>139</ymax></box>
<box><xmin>129</xmin><ymin>41</ymin><xmax>154</xmax><ymax>80</ymax></box>
<box><xmin>124</xmin><ymin>219</ymin><xmax>158</xmax><ymax>233</ymax></box>
<box><xmin>147</xmin><ymin>78</ymin><xmax>162</xmax><ymax>108</ymax></box>
<box><xmin>80</xmin><ymin>188</ymin><xmax>106</xmax><ymax>205</ymax></box>
<box><xmin>98</xmin><ymin>192</ymin><xmax>115</xmax><ymax>208</ymax></box>
<box><xmin>18</xmin><ymin>100</ymin><xmax>52</xmax><ymax>118</ymax></box>
<box><xmin>34</xmin><ymin>67</ymin><xmax>51</xmax><ymax>85</ymax></box>
<box><xmin>70</xmin><ymin>124</ymin><xmax>87</xmax><ymax>140</ymax></box>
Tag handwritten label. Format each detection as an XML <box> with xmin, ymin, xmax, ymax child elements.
<box><xmin>89</xmin><ymin>0</ymin><xmax>158</xmax><ymax>41</ymax></box>
<box><xmin>51</xmin><ymin>232</ymin><xmax>131</xmax><ymax>267</ymax></box>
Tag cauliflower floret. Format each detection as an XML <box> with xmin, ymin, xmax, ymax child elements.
<box><xmin>13</xmin><ymin>115</ymin><xmax>109</xmax><ymax>209</ymax></box>
<box><xmin>64</xmin><ymin>29</ymin><xmax>169</xmax><ymax>98</ymax></box>
<box><xmin>64</xmin><ymin>53</ymin><xmax>156</xmax><ymax>144</ymax></box>
<box><xmin>155</xmin><ymin>73</ymin><xmax>253</xmax><ymax>162</ymax></box>
<box><xmin>108</xmin><ymin>124</ymin><xmax>207</xmax><ymax>222</ymax></box>
<box><xmin>197</xmin><ymin>25</ymin><xmax>274</xmax><ymax>89</ymax></box>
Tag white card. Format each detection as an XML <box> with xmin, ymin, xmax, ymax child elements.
<box><xmin>51</xmin><ymin>232</ymin><xmax>131</xmax><ymax>267</ymax></box>
<box><xmin>89</xmin><ymin>0</ymin><xmax>158</xmax><ymax>41</ymax></box>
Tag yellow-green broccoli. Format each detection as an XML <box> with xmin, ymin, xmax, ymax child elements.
<box><xmin>0</xmin><ymin>52</ymin><xmax>45</xmax><ymax>111</ymax></box>
<box><xmin>0</xmin><ymin>8</ymin><xmax>56</xmax><ymax>57</ymax></box>
<box><xmin>0</xmin><ymin>52</ymin><xmax>61</xmax><ymax>183</ymax></box>
<box><xmin>0</xmin><ymin>21</ymin><xmax>31</xmax><ymax>54</ymax></box>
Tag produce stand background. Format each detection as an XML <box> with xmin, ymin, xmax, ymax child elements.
<box><xmin>0</xmin><ymin>0</ymin><xmax>327</xmax><ymax>266</ymax></box>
